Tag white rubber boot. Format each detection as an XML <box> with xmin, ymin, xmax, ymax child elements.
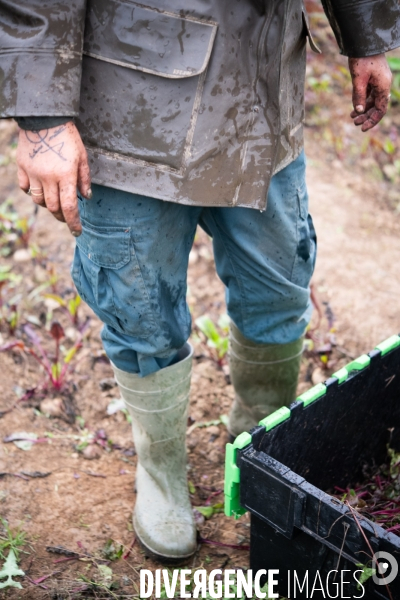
<box><xmin>228</xmin><ymin>323</ymin><xmax>304</xmax><ymax>438</ymax></box>
<box><xmin>112</xmin><ymin>344</ymin><xmax>197</xmax><ymax>563</ymax></box>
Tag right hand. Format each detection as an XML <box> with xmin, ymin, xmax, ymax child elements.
<box><xmin>16</xmin><ymin>121</ymin><xmax>92</xmax><ymax>236</ymax></box>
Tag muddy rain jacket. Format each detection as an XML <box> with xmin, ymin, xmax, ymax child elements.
<box><xmin>1</xmin><ymin>1</ymin><xmax>400</xmax><ymax>209</ymax></box>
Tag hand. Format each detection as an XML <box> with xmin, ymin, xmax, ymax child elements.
<box><xmin>349</xmin><ymin>54</ymin><xmax>392</xmax><ymax>132</ymax></box>
<box><xmin>16</xmin><ymin>121</ymin><xmax>91</xmax><ymax>236</ymax></box>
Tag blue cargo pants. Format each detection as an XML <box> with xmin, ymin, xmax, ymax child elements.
<box><xmin>71</xmin><ymin>151</ymin><xmax>316</xmax><ymax>377</ymax></box>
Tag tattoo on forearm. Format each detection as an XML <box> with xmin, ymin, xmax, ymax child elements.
<box><xmin>25</xmin><ymin>127</ymin><xmax>67</xmax><ymax>161</ymax></box>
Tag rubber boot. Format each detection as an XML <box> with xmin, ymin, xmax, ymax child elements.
<box><xmin>228</xmin><ymin>323</ymin><xmax>304</xmax><ymax>438</ymax></box>
<box><xmin>111</xmin><ymin>344</ymin><xmax>197</xmax><ymax>563</ymax></box>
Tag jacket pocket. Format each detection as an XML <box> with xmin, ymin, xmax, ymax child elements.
<box><xmin>290</xmin><ymin>183</ymin><xmax>317</xmax><ymax>289</ymax></box>
<box><xmin>72</xmin><ymin>220</ymin><xmax>156</xmax><ymax>338</ymax></box>
<box><xmin>79</xmin><ymin>0</ymin><xmax>218</xmax><ymax>172</ymax></box>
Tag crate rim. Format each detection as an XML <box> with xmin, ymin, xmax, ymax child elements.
<box><xmin>224</xmin><ymin>333</ymin><xmax>400</xmax><ymax>518</ymax></box>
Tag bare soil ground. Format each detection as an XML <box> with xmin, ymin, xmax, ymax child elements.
<box><xmin>1</xmin><ymin>9</ymin><xmax>400</xmax><ymax>598</ymax></box>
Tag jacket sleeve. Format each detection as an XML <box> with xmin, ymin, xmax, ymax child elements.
<box><xmin>321</xmin><ymin>0</ymin><xmax>400</xmax><ymax>57</ymax></box>
<box><xmin>0</xmin><ymin>1</ymin><xmax>87</xmax><ymax>117</ymax></box>
<box><xmin>15</xmin><ymin>116</ymin><xmax>73</xmax><ymax>130</ymax></box>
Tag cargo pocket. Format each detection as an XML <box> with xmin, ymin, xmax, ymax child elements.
<box><xmin>290</xmin><ymin>183</ymin><xmax>317</xmax><ymax>288</ymax></box>
<box><xmin>79</xmin><ymin>1</ymin><xmax>218</xmax><ymax>172</ymax></box>
<box><xmin>72</xmin><ymin>219</ymin><xmax>156</xmax><ymax>338</ymax></box>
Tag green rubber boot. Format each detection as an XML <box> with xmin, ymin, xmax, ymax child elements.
<box><xmin>228</xmin><ymin>323</ymin><xmax>304</xmax><ymax>438</ymax></box>
<box><xmin>112</xmin><ymin>344</ymin><xmax>197</xmax><ymax>563</ymax></box>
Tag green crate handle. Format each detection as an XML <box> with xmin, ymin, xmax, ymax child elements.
<box><xmin>224</xmin><ymin>431</ymin><xmax>251</xmax><ymax>518</ymax></box>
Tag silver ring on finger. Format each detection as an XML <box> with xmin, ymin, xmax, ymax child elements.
<box><xmin>30</xmin><ymin>190</ymin><xmax>44</xmax><ymax>197</ymax></box>
<box><xmin>28</xmin><ymin>187</ymin><xmax>44</xmax><ymax>196</ymax></box>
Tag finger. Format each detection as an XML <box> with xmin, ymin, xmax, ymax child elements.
<box><xmin>77</xmin><ymin>153</ymin><xmax>92</xmax><ymax>199</ymax></box>
<box><xmin>42</xmin><ymin>182</ymin><xmax>65</xmax><ymax>222</ymax></box>
<box><xmin>59</xmin><ymin>178</ymin><xmax>82</xmax><ymax>236</ymax></box>
<box><xmin>28</xmin><ymin>177</ymin><xmax>46</xmax><ymax>207</ymax></box>
<box><xmin>352</xmin><ymin>104</ymin><xmax>385</xmax><ymax>131</ymax></box>
<box><xmin>361</xmin><ymin>67</ymin><xmax>392</xmax><ymax>130</ymax></box>
<box><xmin>17</xmin><ymin>165</ymin><xmax>30</xmax><ymax>194</ymax></box>
<box><xmin>372</xmin><ymin>65</ymin><xmax>392</xmax><ymax>108</ymax></box>
<box><xmin>352</xmin><ymin>70</ymin><xmax>369</xmax><ymax>114</ymax></box>
<box><xmin>372</xmin><ymin>89</ymin><xmax>390</xmax><ymax>121</ymax></box>
<box><xmin>352</xmin><ymin>107</ymin><xmax>373</xmax><ymax>126</ymax></box>
<box><xmin>31</xmin><ymin>195</ymin><xmax>46</xmax><ymax>208</ymax></box>
<box><xmin>350</xmin><ymin>95</ymin><xmax>375</xmax><ymax>119</ymax></box>
<box><xmin>361</xmin><ymin>108</ymin><xmax>386</xmax><ymax>132</ymax></box>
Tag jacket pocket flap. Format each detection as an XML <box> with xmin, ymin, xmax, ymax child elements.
<box><xmin>77</xmin><ymin>220</ymin><xmax>131</xmax><ymax>269</ymax></box>
<box><xmin>84</xmin><ymin>1</ymin><xmax>218</xmax><ymax>79</ymax></box>
<box><xmin>302</xmin><ymin>9</ymin><xmax>321</xmax><ymax>54</ymax></box>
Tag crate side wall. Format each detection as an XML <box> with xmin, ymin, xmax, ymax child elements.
<box><xmin>255</xmin><ymin>347</ymin><xmax>400</xmax><ymax>491</ymax></box>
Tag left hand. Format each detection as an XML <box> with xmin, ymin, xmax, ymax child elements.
<box><xmin>349</xmin><ymin>54</ymin><xmax>392</xmax><ymax>131</ymax></box>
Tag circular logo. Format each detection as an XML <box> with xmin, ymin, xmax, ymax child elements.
<box><xmin>372</xmin><ymin>551</ymin><xmax>398</xmax><ymax>586</ymax></box>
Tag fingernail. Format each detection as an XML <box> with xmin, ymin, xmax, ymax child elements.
<box><xmin>356</xmin><ymin>105</ymin><xmax>364</xmax><ymax>113</ymax></box>
<box><xmin>86</xmin><ymin>188</ymin><xmax>92</xmax><ymax>199</ymax></box>
<box><xmin>72</xmin><ymin>230</ymin><xmax>81</xmax><ymax>237</ymax></box>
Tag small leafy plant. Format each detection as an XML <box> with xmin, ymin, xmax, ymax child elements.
<box><xmin>387</xmin><ymin>56</ymin><xmax>400</xmax><ymax>103</ymax></box>
<box><xmin>0</xmin><ymin>293</ymin><xmax>22</xmax><ymax>338</ymax></box>
<box><xmin>101</xmin><ymin>539</ymin><xmax>124</xmax><ymax>561</ymax></box>
<box><xmin>0</xmin><ymin>198</ymin><xmax>37</xmax><ymax>257</ymax></box>
<box><xmin>0</xmin><ymin>518</ymin><xmax>26</xmax><ymax>560</ymax></box>
<box><xmin>0</xmin><ymin>550</ymin><xmax>25</xmax><ymax>590</ymax></box>
<box><xmin>334</xmin><ymin>445</ymin><xmax>400</xmax><ymax>535</ymax></box>
<box><xmin>74</xmin><ymin>427</ymin><xmax>114</xmax><ymax>453</ymax></box>
<box><xmin>0</xmin><ymin>520</ymin><xmax>26</xmax><ymax>589</ymax></box>
<box><xmin>0</xmin><ymin>267</ymin><xmax>24</xmax><ymax>336</ymax></box>
<box><xmin>195</xmin><ymin>314</ymin><xmax>230</xmax><ymax>366</ymax></box>
<box><xmin>43</xmin><ymin>292</ymin><xmax>83</xmax><ymax>329</ymax></box>
<box><xmin>0</xmin><ymin>319</ymin><xmax>89</xmax><ymax>393</ymax></box>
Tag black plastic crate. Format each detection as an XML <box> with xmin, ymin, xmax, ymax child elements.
<box><xmin>225</xmin><ymin>335</ymin><xmax>400</xmax><ymax>599</ymax></box>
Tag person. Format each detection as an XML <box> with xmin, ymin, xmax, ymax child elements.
<box><xmin>1</xmin><ymin>0</ymin><xmax>399</xmax><ymax>563</ymax></box>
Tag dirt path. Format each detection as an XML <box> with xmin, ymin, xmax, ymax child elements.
<box><xmin>307</xmin><ymin>139</ymin><xmax>400</xmax><ymax>355</ymax></box>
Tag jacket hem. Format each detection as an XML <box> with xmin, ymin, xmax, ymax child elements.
<box><xmin>86</xmin><ymin>146</ymin><xmax>267</xmax><ymax>211</ymax></box>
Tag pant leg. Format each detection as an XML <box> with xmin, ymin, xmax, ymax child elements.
<box><xmin>200</xmin><ymin>151</ymin><xmax>316</xmax><ymax>344</ymax></box>
<box><xmin>71</xmin><ymin>185</ymin><xmax>201</xmax><ymax>376</ymax></box>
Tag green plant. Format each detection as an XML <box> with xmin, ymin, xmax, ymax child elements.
<box><xmin>387</xmin><ymin>57</ymin><xmax>400</xmax><ymax>102</ymax></box>
<box><xmin>0</xmin><ymin>518</ymin><xmax>26</xmax><ymax>560</ymax></box>
<box><xmin>43</xmin><ymin>291</ymin><xmax>83</xmax><ymax>328</ymax></box>
<box><xmin>1</xmin><ymin>300</ymin><xmax>19</xmax><ymax>335</ymax></box>
<box><xmin>101</xmin><ymin>539</ymin><xmax>124</xmax><ymax>561</ymax></box>
<box><xmin>28</xmin><ymin>264</ymin><xmax>60</xmax><ymax>303</ymax></box>
<box><xmin>195</xmin><ymin>314</ymin><xmax>230</xmax><ymax>366</ymax></box>
<box><xmin>0</xmin><ymin>266</ymin><xmax>24</xmax><ymax>335</ymax></box>
<box><xmin>0</xmin><ymin>550</ymin><xmax>25</xmax><ymax>590</ymax></box>
<box><xmin>0</xmin><ymin>265</ymin><xmax>21</xmax><ymax>290</ymax></box>
<box><xmin>194</xmin><ymin>503</ymin><xmax>224</xmax><ymax>519</ymax></box>
<box><xmin>0</xmin><ymin>320</ymin><xmax>89</xmax><ymax>392</ymax></box>
<box><xmin>0</xmin><ymin>198</ymin><xmax>36</xmax><ymax>257</ymax></box>
<box><xmin>73</xmin><ymin>427</ymin><xmax>115</xmax><ymax>454</ymax></box>
<box><xmin>355</xmin><ymin>563</ymin><xmax>376</xmax><ymax>589</ymax></box>
<box><xmin>307</xmin><ymin>72</ymin><xmax>332</xmax><ymax>93</ymax></box>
